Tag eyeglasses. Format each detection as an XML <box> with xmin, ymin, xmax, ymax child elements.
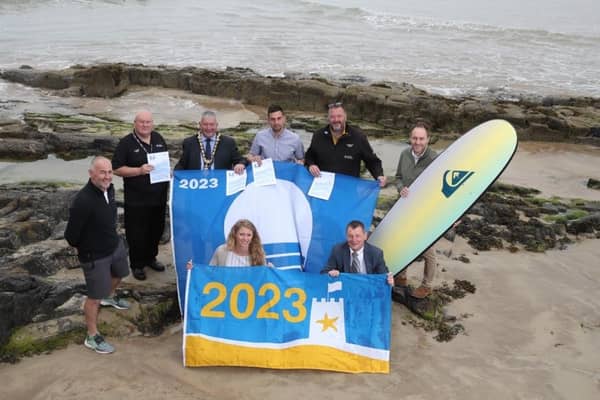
<box><xmin>327</xmin><ymin>101</ymin><xmax>343</xmax><ymax>109</ymax></box>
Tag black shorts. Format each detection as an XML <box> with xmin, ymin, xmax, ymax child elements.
<box><xmin>81</xmin><ymin>239</ymin><xmax>130</xmax><ymax>299</ymax></box>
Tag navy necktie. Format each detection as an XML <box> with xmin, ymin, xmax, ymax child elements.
<box><xmin>205</xmin><ymin>138</ymin><xmax>211</xmax><ymax>159</ymax></box>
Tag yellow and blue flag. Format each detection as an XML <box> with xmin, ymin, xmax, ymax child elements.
<box><xmin>184</xmin><ymin>266</ymin><xmax>391</xmax><ymax>373</ymax></box>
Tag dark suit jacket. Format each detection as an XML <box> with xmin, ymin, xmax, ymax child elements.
<box><xmin>174</xmin><ymin>134</ymin><xmax>246</xmax><ymax>170</ymax></box>
<box><xmin>321</xmin><ymin>242</ymin><xmax>388</xmax><ymax>275</ymax></box>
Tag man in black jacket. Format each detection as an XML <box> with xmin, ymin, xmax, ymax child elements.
<box><xmin>305</xmin><ymin>103</ymin><xmax>386</xmax><ymax>187</ymax></box>
<box><xmin>65</xmin><ymin>156</ymin><xmax>130</xmax><ymax>354</ymax></box>
<box><xmin>174</xmin><ymin>110</ymin><xmax>246</xmax><ymax>173</ymax></box>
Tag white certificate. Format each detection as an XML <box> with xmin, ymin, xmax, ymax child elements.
<box><xmin>226</xmin><ymin>170</ymin><xmax>247</xmax><ymax>196</ymax></box>
<box><xmin>147</xmin><ymin>151</ymin><xmax>171</xmax><ymax>184</ymax></box>
<box><xmin>308</xmin><ymin>171</ymin><xmax>335</xmax><ymax>200</ymax></box>
<box><xmin>251</xmin><ymin>158</ymin><xmax>277</xmax><ymax>186</ymax></box>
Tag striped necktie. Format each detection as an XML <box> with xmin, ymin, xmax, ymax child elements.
<box><xmin>351</xmin><ymin>251</ymin><xmax>359</xmax><ymax>273</ymax></box>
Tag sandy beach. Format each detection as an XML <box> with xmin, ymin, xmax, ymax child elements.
<box><xmin>1</xmin><ymin>142</ymin><xmax>599</xmax><ymax>400</ymax></box>
<box><xmin>499</xmin><ymin>142</ymin><xmax>600</xmax><ymax>201</ymax></box>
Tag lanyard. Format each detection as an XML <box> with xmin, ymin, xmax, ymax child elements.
<box><xmin>132</xmin><ymin>131</ymin><xmax>153</xmax><ymax>154</ymax></box>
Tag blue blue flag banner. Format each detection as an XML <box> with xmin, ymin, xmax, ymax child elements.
<box><xmin>184</xmin><ymin>266</ymin><xmax>391</xmax><ymax>373</ymax></box>
<box><xmin>171</xmin><ymin>162</ymin><xmax>380</xmax><ymax>309</ymax></box>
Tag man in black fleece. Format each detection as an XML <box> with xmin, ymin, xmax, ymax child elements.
<box><xmin>65</xmin><ymin>156</ymin><xmax>130</xmax><ymax>354</ymax></box>
<box><xmin>305</xmin><ymin>102</ymin><xmax>386</xmax><ymax>187</ymax></box>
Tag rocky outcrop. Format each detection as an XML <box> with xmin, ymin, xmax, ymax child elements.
<box><xmin>0</xmin><ymin>67</ymin><xmax>71</xmax><ymax>90</ymax></box>
<box><xmin>566</xmin><ymin>213</ymin><xmax>600</xmax><ymax>235</ymax></box>
<box><xmin>0</xmin><ymin>275</ymin><xmax>61</xmax><ymax>356</ymax></box>
<box><xmin>453</xmin><ymin>183</ymin><xmax>600</xmax><ymax>252</ymax></box>
<box><xmin>0</xmin><ymin>183</ymin><xmax>178</xmax><ymax>361</ymax></box>
<box><xmin>0</xmin><ymin>137</ymin><xmax>48</xmax><ymax>160</ymax></box>
<box><xmin>392</xmin><ymin>280</ymin><xmax>475</xmax><ymax>342</ymax></box>
<box><xmin>0</xmin><ymin>114</ymin><xmax>120</xmax><ymax>160</ymax></box>
<box><xmin>2</xmin><ymin>64</ymin><xmax>599</xmax><ymax>143</ymax></box>
<box><xmin>72</xmin><ymin>64</ymin><xmax>130</xmax><ymax>97</ymax></box>
<box><xmin>1</xmin><ymin>112</ymin><xmax>254</xmax><ymax>161</ymax></box>
<box><xmin>587</xmin><ymin>178</ymin><xmax>600</xmax><ymax>190</ymax></box>
<box><xmin>0</xmin><ymin>185</ymin><xmax>75</xmax><ymax>255</ymax></box>
<box><xmin>1</xmin><ymin>64</ymin><xmax>127</xmax><ymax>97</ymax></box>
<box><xmin>0</xmin><ymin>184</ymin><xmax>80</xmax><ymax>351</ymax></box>
<box><xmin>0</xmin><ymin>119</ymin><xmax>47</xmax><ymax>160</ymax></box>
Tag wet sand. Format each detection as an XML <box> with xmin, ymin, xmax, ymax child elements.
<box><xmin>0</xmin><ymin>82</ymin><xmax>259</xmax><ymax>127</ymax></box>
<box><xmin>499</xmin><ymin>142</ymin><xmax>600</xmax><ymax>201</ymax></box>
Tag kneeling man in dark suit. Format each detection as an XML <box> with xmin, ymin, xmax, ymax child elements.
<box><xmin>322</xmin><ymin>220</ymin><xmax>394</xmax><ymax>286</ymax></box>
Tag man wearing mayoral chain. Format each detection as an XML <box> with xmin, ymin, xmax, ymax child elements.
<box><xmin>174</xmin><ymin>110</ymin><xmax>246</xmax><ymax>172</ymax></box>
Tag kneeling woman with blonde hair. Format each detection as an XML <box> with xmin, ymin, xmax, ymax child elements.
<box><xmin>187</xmin><ymin>219</ymin><xmax>268</xmax><ymax>269</ymax></box>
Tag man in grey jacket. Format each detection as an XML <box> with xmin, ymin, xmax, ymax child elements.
<box><xmin>395</xmin><ymin>122</ymin><xmax>438</xmax><ymax>298</ymax></box>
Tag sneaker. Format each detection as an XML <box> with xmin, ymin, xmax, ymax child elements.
<box><xmin>411</xmin><ymin>285</ymin><xmax>432</xmax><ymax>299</ymax></box>
<box><xmin>148</xmin><ymin>260</ymin><xmax>165</xmax><ymax>272</ymax></box>
<box><xmin>84</xmin><ymin>334</ymin><xmax>114</xmax><ymax>354</ymax></box>
<box><xmin>101</xmin><ymin>295</ymin><xmax>130</xmax><ymax>310</ymax></box>
<box><xmin>132</xmin><ymin>268</ymin><xmax>146</xmax><ymax>280</ymax></box>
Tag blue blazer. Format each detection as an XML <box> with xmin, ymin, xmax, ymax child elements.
<box><xmin>321</xmin><ymin>242</ymin><xmax>388</xmax><ymax>275</ymax></box>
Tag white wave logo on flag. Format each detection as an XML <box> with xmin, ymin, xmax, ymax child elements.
<box><xmin>225</xmin><ymin>179</ymin><xmax>312</xmax><ymax>270</ymax></box>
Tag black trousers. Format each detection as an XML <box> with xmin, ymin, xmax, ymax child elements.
<box><xmin>124</xmin><ymin>204</ymin><xmax>166</xmax><ymax>270</ymax></box>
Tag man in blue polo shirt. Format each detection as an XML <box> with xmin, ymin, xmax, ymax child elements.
<box><xmin>248</xmin><ymin>104</ymin><xmax>304</xmax><ymax>165</ymax></box>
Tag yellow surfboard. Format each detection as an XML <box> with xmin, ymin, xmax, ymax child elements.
<box><xmin>369</xmin><ymin>120</ymin><xmax>518</xmax><ymax>275</ymax></box>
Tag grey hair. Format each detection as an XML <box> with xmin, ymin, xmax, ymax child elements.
<box><xmin>89</xmin><ymin>155</ymin><xmax>110</xmax><ymax>170</ymax></box>
<box><xmin>200</xmin><ymin>110</ymin><xmax>217</xmax><ymax>121</ymax></box>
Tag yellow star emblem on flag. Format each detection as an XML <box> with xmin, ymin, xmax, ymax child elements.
<box><xmin>316</xmin><ymin>312</ymin><xmax>339</xmax><ymax>332</ymax></box>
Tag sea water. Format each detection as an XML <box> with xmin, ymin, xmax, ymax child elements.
<box><xmin>0</xmin><ymin>0</ymin><xmax>598</xmax><ymax>98</ymax></box>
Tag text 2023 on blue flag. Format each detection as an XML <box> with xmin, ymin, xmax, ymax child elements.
<box><xmin>171</xmin><ymin>162</ymin><xmax>380</xmax><ymax>309</ymax></box>
<box><xmin>184</xmin><ymin>266</ymin><xmax>391</xmax><ymax>373</ymax></box>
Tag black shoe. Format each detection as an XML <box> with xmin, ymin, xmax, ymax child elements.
<box><xmin>148</xmin><ymin>260</ymin><xmax>165</xmax><ymax>272</ymax></box>
<box><xmin>132</xmin><ymin>268</ymin><xmax>146</xmax><ymax>280</ymax></box>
